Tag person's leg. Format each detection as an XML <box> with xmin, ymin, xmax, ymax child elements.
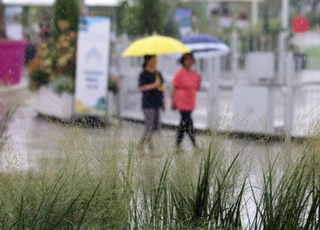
<box><xmin>147</xmin><ymin>108</ymin><xmax>160</xmax><ymax>151</ymax></box>
<box><xmin>185</xmin><ymin>111</ymin><xmax>197</xmax><ymax>147</ymax></box>
<box><xmin>175</xmin><ymin>111</ymin><xmax>188</xmax><ymax>148</ymax></box>
<box><xmin>153</xmin><ymin>107</ymin><xmax>163</xmax><ymax>141</ymax></box>
<box><xmin>138</xmin><ymin>108</ymin><xmax>155</xmax><ymax>149</ymax></box>
<box><xmin>154</xmin><ymin>107</ymin><xmax>160</xmax><ymax>132</ymax></box>
<box><xmin>140</xmin><ymin>108</ymin><xmax>159</xmax><ymax>151</ymax></box>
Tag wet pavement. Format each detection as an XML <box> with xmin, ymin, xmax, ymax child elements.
<box><xmin>1</xmin><ymin>88</ymin><xmax>287</xmax><ymax>173</ymax></box>
<box><xmin>0</xmin><ymin>70</ymin><xmax>312</xmax><ymax>172</ymax></box>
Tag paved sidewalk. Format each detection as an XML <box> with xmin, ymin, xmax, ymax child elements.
<box><xmin>0</xmin><ymin>69</ymin><xmax>29</xmax><ymax>95</ymax></box>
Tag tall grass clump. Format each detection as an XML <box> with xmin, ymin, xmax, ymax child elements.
<box><xmin>0</xmin><ymin>107</ymin><xmax>17</xmax><ymax>150</ymax></box>
<box><xmin>0</xmin><ymin>90</ymin><xmax>24</xmax><ymax>151</ymax></box>
<box><xmin>6</xmin><ymin>107</ymin><xmax>320</xmax><ymax>228</ymax></box>
<box><xmin>249</xmin><ymin>136</ymin><xmax>320</xmax><ymax>230</ymax></box>
<box><xmin>0</xmin><ymin>116</ymin><xmax>251</xmax><ymax>229</ymax></box>
<box><xmin>0</xmin><ymin>119</ymin><xmax>131</xmax><ymax>229</ymax></box>
<box><xmin>169</xmin><ymin>138</ymin><xmax>247</xmax><ymax>229</ymax></box>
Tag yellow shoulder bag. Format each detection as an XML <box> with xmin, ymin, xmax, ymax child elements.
<box><xmin>155</xmin><ymin>71</ymin><xmax>165</xmax><ymax>92</ymax></box>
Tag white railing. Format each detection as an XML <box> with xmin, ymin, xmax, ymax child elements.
<box><xmin>110</xmin><ymin>34</ymin><xmax>320</xmax><ymax>138</ymax></box>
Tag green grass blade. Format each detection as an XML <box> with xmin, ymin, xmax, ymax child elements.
<box><xmin>77</xmin><ymin>179</ymin><xmax>102</xmax><ymax>229</ymax></box>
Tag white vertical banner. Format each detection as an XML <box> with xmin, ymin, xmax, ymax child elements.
<box><xmin>74</xmin><ymin>16</ymin><xmax>111</xmax><ymax>117</ymax></box>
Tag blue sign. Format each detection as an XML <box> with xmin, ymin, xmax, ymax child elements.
<box><xmin>175</xmin><ymin>9</ymin><xmax>192</xmax><ymax>27</ymax></box>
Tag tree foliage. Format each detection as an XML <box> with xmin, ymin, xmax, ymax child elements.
<box><xmin>0</xmin><ymin>1</ymin><xmax>6</xmax><ymax>39</ymax></box>
<box><xmin>136</xmin><ymin>0</ymin><xmax>164</xmax><ymax>35</ymax></box>
<box><xmin>311</xmin><ymin>0</ymin><xmax>320</xmax><ymax>11</ymax></box>
<box><xmin>117</xmin><ymin>0</ymin><xmax>179</xmax><ymax>38</ymax></box>
<box><xmin>52</xmin><ymin>0</ymin><xmax>80</xmax><ymax>43</ymax></box>
<box><xmin>307</xmin><ymin>12</ymin><xmax>320</xmax><ymax>28</ymax></box>
<box><xmin>118</xmin><ymin>0</ymin><xmax>163</xmax><ymax>36</ymax></box>
<box><xmin>163</xmin><ymin>2</ymin><xmax>180</xmax><ymax>38</ymax></box>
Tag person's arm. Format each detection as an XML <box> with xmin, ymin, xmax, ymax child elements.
<box><xmin>139</xmin><ymin>81</ymin><xmax>161</xmax><ymax>92</ymax></box>
<box><xmin>171</xmin><ymin>71</ymin><xmax>180</xmax><ymax>110</ymax></box>
<box><xmin>162</xmin><ymin>91</ymin><xmax>166</xmax><ymax>111</ymax></box>
<box><xmin>138</xmin><ymin>72</ymin><xmax>161</xmax><ymax>92</ymax></box>
<box><xmin>198</xmin><ymin>75</ymin><xmax>202</xmax><ymax>91</ymax></box>
<box><xmin>170</xmin><ymin>86</ymin><xmax>176</xmax><ymax>110</ymax></box>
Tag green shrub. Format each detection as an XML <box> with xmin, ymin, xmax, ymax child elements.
<box><xmin>29</xmin><ymin>67</ymin><xmax>50</xmax><ymax>91</ymax></box>
<box><xmin>108</xmin><ymin>78</ymin><xmax>118</xmax><ymax>94</ymax></box>
<box><xmin>306</xmin><ymin>12</ymin><xmax>320</xmax><ymax>29</ymax></box>
<box><xmin>29</xmin><ymin>0</ymin><xmax>79</xmax><ymax>92</ymax></box>
<box><xmin>268</xmin><ymin>19</ymin><xmax>282</xmax><ymax>36</ymax></box>
<box><xmin>51</xmin><ymin>76</ymin><xmax>75</xmax><ymax>95</ymax></box>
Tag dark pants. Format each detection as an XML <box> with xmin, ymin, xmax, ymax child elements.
<box><xmin>176</xmin><ymin>111</ymin><xmax>196</xmax><ymax>148</ymax></box>
<box><xmin>139</xmin><ymin>108</ymin><xmax>160</xmax><ymax>150</ymax></box>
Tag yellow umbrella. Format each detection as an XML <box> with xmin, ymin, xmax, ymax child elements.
<box><xmin>122</xmin><ymin>35</ymin><xmax>190</xmax><ymax>57</ymax></box>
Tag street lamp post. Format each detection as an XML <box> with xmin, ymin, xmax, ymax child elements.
<box><xmin>251</xmin><ymin>0</ymin><xmax>258</xmax><ymax>26</ymax></box>
<box><xmin>279</xmin><ymin>0</ymin><xmax>294</xmax><ymax>141</ymax></box>
<box><xmin>278</xmin><ymin>0</ymin><xmax>290</xmax><ymax>84</ymax></box>
<box><xmin>281</xmin><ymin>0</ymin><xmax>289</xmax><ymax>29</ymax></box>
<box><xmin>263</xmin><ymin>0</ymin><xmax>269</xmax><ymax>33</ymax></box>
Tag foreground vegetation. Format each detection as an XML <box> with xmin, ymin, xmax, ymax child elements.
<box><xmin>1</xmin><ymin>112</ymin><xmax>320</xmax><ymax>229</ymax></box>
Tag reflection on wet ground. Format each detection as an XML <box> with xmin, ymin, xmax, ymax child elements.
<box><xmin>3</xmin><ymin>94</ymin><xmax>292</xmax><ymax>173</ymax></box>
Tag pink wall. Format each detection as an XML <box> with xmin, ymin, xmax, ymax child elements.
<box><xmin>0</xmin><ymin>41</ymin><xmax>27</xmax><ymax>85</ymax></box>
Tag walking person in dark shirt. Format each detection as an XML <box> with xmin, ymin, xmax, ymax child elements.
<box><xmin>137</xmin><ymin>55</ymin><xmax>165</xmax><ymax>157</ymax></box>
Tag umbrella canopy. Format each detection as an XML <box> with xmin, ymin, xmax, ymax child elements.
<box><xmin>180</xmin><ymin>34</ymin><xmax>230</xmax><ymax>58</ymax></box>
<box><xmin>122</xmin><ymin>35</ymin><xmax>190</xmax><ymax>57</ymax></box>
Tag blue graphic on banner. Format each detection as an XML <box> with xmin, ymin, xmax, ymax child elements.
<box><xmin>79</xmin><ymin>17</ymin><xmax>88</xmax><ymax>31</ymax></box>
<box><xmin>96</xmin><ymin>97</ymin><xmax>107</xmax><ymax>110</ymax></box>
<box><xmin>175</xmin><ymin>9</ymin><xmax>192</xmax><ymax>27</ymax></box>
<box><xmin>79</xmin><ymin>17</ymin><xmax>110</xmax><ymax>31</ymax></box>
<box><xmin>85</xmin><ymin>48</ymin><xmax>102</xmax><ymax>63</ymax></box>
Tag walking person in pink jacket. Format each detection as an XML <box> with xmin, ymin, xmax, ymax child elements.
<box><xmin>171</xmin><ymin>53</ymin><xmax>202</xmax><ymax>153</ymax></box>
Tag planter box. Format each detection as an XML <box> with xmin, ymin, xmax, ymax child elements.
<box><xmin>34</xmin><ymin>85</ymin><xmax>116</xmax><ymax>121</ymax></box>
<box><xmin>34</xmin><ymin>86</ymin><xmax>73</xmax><ymax>120</ymax></box>
<box><xmin>0</xmin><ymin>40</ymin><xmax>27</xmax><ymax>85</ymax></box>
